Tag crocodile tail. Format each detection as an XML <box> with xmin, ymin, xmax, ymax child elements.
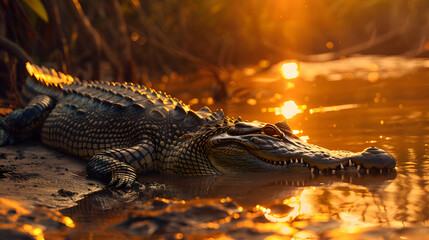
<box><xmin>26</xmin><ymin>62</ymin><xmax>79</xmax><ymax>87</ymax></box>
<box><xmin>20</xmin><ymin>62</ymin><xmax>80</xmax><ymax>105</ymax></box>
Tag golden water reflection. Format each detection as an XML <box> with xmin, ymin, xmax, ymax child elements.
<box><xmin>262</xmin><ymin>100</ymin><xmax>306</xmax><ymax>119</ymax></box>
<box><xmin>252</xmin><ymin>179</ymin><xmax>423</xmax><ymax>238</ymax></box>
<box><xmin>264</xmin><ymin>101</ymin><xmax>362</xmax><ymax>121</ymax></box>
<box><xmin>280</xmin><ymin>62</ymin><xmax>299</xmax><ymax>79</ymax></box>
<box><xmin>308</xmin><ymin>104</ymin><xmax>360</xmax><ymax>115</ymax></box>
<box><xmin>0</xmin><ymin>197</ymin><xmax>75</xmax><ymax>240</ymax></box>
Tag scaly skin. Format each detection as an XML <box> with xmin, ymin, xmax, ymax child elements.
<box><xmin>0</xmin><ymin>63</ymin><xmax>396</xmax><ymax>188</ymax></box>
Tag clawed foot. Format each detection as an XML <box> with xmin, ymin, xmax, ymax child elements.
<box><xmin>107</xmin><ymin>175</ymin><xmax>145</xmax><ymax>191</ymax></box>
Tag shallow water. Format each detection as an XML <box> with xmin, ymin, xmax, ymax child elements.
<box><xmin>63</xmin><ymin>56</ymin><xmax>429</xmax><ymax>239</ymax></box>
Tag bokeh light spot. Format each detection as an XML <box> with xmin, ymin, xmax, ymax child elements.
<box><xmin>326</xmin><ymin>41</ymin><xmax>334</xmax><ymax>49</ymax></box>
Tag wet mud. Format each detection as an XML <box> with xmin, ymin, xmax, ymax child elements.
<box><xmin>0</xmin><ymin>143</ymin><xmax>103</xmax><ymax>210</ymax></box>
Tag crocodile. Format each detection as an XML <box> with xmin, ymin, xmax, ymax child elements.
<box><xmin>0</xmin><ymin>63</ymin><xmax>396</xmax><ymax>188</ymax></box>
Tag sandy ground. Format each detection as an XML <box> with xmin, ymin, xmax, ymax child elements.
<box><xmin>0</xmin><ymin>141</ymin><xmax>103</xmax><ymax>210</ymax></box>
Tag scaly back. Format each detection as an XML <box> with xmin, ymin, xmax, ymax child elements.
<box><xmin>24</xmin><ymin>63</ymin><xmax>224</xmax><ymax>159</ymax></box>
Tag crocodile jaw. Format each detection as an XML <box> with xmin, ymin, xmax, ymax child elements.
<box><xmin>206</xmin><ymin>133</ymin><xmax>396</xmax><ymax>174</ymax></box>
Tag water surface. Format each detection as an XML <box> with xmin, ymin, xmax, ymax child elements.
<box><xmin>64</xmin><ymin>56</ymin><xmax>429</xmax><ymax>239</ymax></box>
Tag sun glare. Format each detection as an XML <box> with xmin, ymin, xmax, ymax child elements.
<box><xmin>281</xmin><ymin>100</ymin><xmax>300</xmax><ymax>119</ymax></box>
<box><xmin>280</xmin><ymin>62</ymin><xmax>299</xmax><ymax>79</ymax></box>
<box><xmin>263</xmin><ymin>100</ymin><xmax>304</xmax><ymax>120</ymax></box>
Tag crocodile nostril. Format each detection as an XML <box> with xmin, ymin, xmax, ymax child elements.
<box><xmin>364</xmin><ymin>147</ymin><xmax>383</xmax><ymax>154</ymax></box>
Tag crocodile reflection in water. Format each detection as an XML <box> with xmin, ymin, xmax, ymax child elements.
<box><xmin>64</xmin><ymin>172</ymin><xmax>397</xmax><ymax>213</ymax></box>
<box><xmin>61</xmin><ymin>172</ymin><xmax>397</xmax><ymax>238</ymax></box>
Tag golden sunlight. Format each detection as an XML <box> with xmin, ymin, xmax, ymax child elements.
<box><xmin>26</xmin><ymin>62</ymin><xmax>74</xmax><ymax>87</ymax></box>
<box><xmin>22</xmin><ymin>224</ymin><xmax>44</xmax><ymax>240</ymax></box>
<box><xmin>263</xmin><ymin>101</ymin><xmax>305</xmax><ymax>119</ymax></box>
<box><xmin>256</xmin><ymin>191</ymin><xmax>314</xmax><ymax>224</ymax></box>
<box><xmin>280</xmin><ymin>62</ymin><xmax>299</xmax><ymax>79</ymax></box>
<box><xmin>281</xmin><ymin>100</ymin><xmax>301</xmax><ymax>119</ymax></box>
<box><xmin>309</xmin><ymin>103</ymin><xmax>359</xmax><ymax>114</ymax></box>
<box><xmin>62</xmin><ymin>216</ymin><xmax>75</xmax><ymax>228</ymax></box>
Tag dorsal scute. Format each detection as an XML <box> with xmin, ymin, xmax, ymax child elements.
<box><xmin>166</xmin><ymin>99</ymin><xmax>173</xmax><ymax>105</ymax></box>
<box><xmin>123</xmin><ymin>95</ymin><xmax>134</xmax><ymax>104</ymax></box>
<box><xmin>198</xmin><ymin>106</ymin><xmax>211</xmax><ymax>113</ymax></box>
<box><xmin>213</xmin><ymin>109</ymin><xmax>224</xmax><ymax>119</ymax></box>
<box><xmin>110</xmin><ymin>102</ymin><xmax>125</xmax><ymax>113</ymax></box>
<box><xmin>184</xmin><ymin>110</ymin><xmax>204</xmax><ymax>127</ymax></box>
<box><xmin>149</xmin><ymin>107</ymin><xmax>167</xmax><ymax>120</ymax></box>
<box><xmin>140</xmin><ymin>93</ymin><xmax>149</xmax><ymax>100</ymax></box>
<box><xmin>91</xmin><ymin>97</ymin><xmax>102</xmax><ymax>105</ymax></box>
<box><xmin>146</xmin><ymin>100</ymin><xmax>155</xmax><ymax>107</ymax></box>
<box><xmin>76</xmin><ymin>108</ymin><xmax>86</xmax><ymax>116</ymax></box>
<box><xmin>149</xmin><ymin>89</ymin><xmax>157</xmax><ymax>96</ymax></box>
<box><xmin>155</xmin><ymin>99</ymin><xmax>164</xmax><ymax>105</ymax></box>
<box><xmin>114</xmin><ymin>92</ymin><xmax>125</xmax><ymax>98</ymax></box>
<box><xmin>172</xmin><ymin>105</ymin><xmax>187</xmax><ymax>120</ymax></box>
<box><xmin>81</xmin><ymin>93</ymin><xmax>91</xmax><ymax>102</ymax></box>
<box><xmin>129</xmin><ymin>102</ymin><xmax>146</xmax><ymax>113</ymax></box>
<box><xmin>100</xmin><ymin>99</ymin><xmax>112</xmax><ymax>109</ymax></box>
<box><xmin>159</xmin><ymin>92</ymin><xmax>168</xmax><ymax>98</ymax></box>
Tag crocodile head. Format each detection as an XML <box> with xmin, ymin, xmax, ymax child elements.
<box><xmin>206</xmin><ymin>121</ymin><xmax>396</xmax><ymax>174</ymax></box>
<box><xmin>165</xmin><ymin>120</ymin><xmax>396</xmax><ymax>175</ymax></box>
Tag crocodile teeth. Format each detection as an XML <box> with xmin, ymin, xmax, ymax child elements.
<box><xmin>295</xmin><ymin>159</ymin><xmax>298</xmax><ymax>163</ymax></box>
<box><xmin>300</xmin><ymin>158</ymin><xmax>304</xmax><ymax>163</ymax></box>
<box><xmin>349</xmin><ymin>159</ymin><xmax>353</xmax><ymax>166</ymax></box>
<box><xmin>366</xmin><ymin>169</ymin><xmax>370</xmax><ymax>174</ymax></box>
<box><xmin>340</xmin><ymin>163</ymin><xmax>344</xmax><ymax>169</ymax></box>
<box><xmin>332</xmin><ymin>169</ymin><xmax>335</xmax><ymax>174</ymax></box>
<box><xmin>356</xmin><ymin>165</ymin><xmax>361</xmax><ymax>171</ymax></box>
<box><xmin>311</xmin><ymin>168</ymin><xmax>315</xmax><ymax>173</ymax></box>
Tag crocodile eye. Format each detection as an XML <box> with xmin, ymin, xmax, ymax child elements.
<box><xmin>275</xmin><ymin>121</ymin><xmax>292</xmax><ymax>133</ymax></box>
<box><xmin>262</xmin><ymin>125</ymin><xmax>282</xmax><ymax>137</ymax></box>
<box><xmin>275</xmin><ymin>120</ymin><xmax>300</xmax><ymax>139</ymax></box>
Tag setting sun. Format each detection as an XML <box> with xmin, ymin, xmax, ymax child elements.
<box><xmin>281</xmin><ymin>100</ymin><xmax>300</xmax><ymax>119</ymax></box>
<box><xmin>280</xmin><ymin>62</ymin><xmax>299</xmax><ymax>79</ymax></box>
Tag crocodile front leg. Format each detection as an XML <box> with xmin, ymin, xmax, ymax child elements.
<box><xmin>87</xmin><ymin>142</ymin><xmax>156</xmax><ymax>188</ymax></box>
<box><xmin>0</xmin><ymin>95</ymin><xmax>55</xmax><ymax>146</ymax></box>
